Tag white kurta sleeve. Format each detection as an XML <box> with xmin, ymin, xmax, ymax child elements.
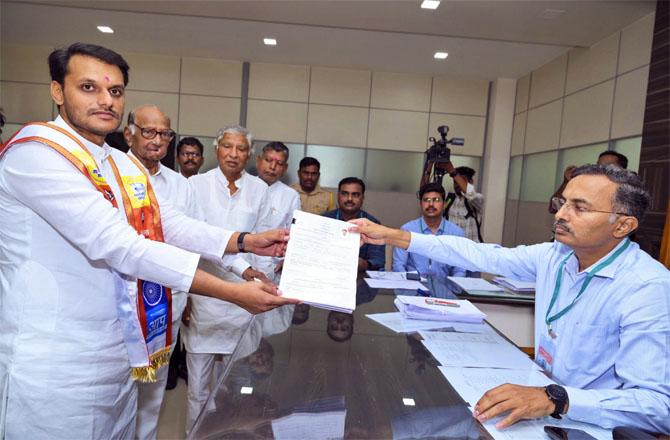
<box><xmin>0</xmin><ymin>142</ymin><xmax>199</xmax><ymax>293</ymax></box>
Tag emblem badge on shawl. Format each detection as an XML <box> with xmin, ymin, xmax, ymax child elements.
<box><xmin>2</xmin><ymin>122</ymin><xmax>172</xmax><ymax>382</ymax></box>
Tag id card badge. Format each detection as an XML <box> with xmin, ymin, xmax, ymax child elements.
<box><xmin>537</xmin><ymin>332</ymin><xmax>556</xmax><ymax>373</ymax></box>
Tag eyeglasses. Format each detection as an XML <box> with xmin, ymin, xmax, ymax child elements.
<box><xmin>551</xmin><ymin>197</ymin><xmax>630</xmax><ymax>217</ymax></box>
<box><xmin>421</xmin><ymin>197</ymin><xmax>443</xmax><ymax>204</ymax></box>
<box><xmin>132</xmin><ymin>124</ymin><xmax>176</xmax><ymax>141</ymax></box>
<box><xmin>179</xmin><ymin>151</ymin><xmax>202</xmax><ymax>158</ymax></box>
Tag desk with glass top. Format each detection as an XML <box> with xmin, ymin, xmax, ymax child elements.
<box><xmin>189</xmin><ymin>280</ymin><xmax>519</xmax><ymax>440</ymax></box>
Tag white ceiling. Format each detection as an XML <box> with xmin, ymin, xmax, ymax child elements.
<box><xmin>1</xmin><ymin>0</ymin><xmax>656</xmax><ymax>79</ymax></box>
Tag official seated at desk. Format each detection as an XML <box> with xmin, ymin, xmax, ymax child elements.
<box><xmin>393</xmin><ymin>182</ymin><xmax>466</xmax><ymax>277</ymax></box>
<box><xmin>352</xmin><ymin>164</ymin><xmax>670</xmax><ymax>434</ymax></box>
<box><xmin>323</xmin><ymin>176</ymin><xmax>385</xmax><ymax>272</ymax></box>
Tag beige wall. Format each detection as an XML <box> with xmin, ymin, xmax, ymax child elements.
<box><xmin>505</xmin><ymin>12</ymin><xmax>654</xmax><ymax>246</ymax></box>
<box><xmin>0</xmin><ymin>43</ymin><xmax>493</xmax><ymax>256</ymax></box>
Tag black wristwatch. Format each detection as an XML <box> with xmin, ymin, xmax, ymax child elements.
<box><xmin>237</xmin><ymin>232</ymin><xmax>249</xmax><ymax>253</ymax></box>
<box><xmin>545</xmin><ymin>384</ymin><xmax>568</xmax><ymax>419</ymax></box>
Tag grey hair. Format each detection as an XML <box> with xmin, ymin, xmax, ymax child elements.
<box><xmin>214</xmin><ymin>124</ymin><xmax>253</xmax><ymax>147</ymax></box>
<box><xmin>127</xmin><ymin>105</ymin><xmax>169</xmax><ymax>135</ymax></box>
<box><xmin>572</xmin><ymin>164</ymin><xmax>650</xmax><ymax>222</ymax></box>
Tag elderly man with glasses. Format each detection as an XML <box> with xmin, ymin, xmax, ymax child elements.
<box><xmin>352</xmin><ymin>165</ymin><xmax>670</xmax><ymax>434</ymax></box>
<box><xmin>124</xmin><ymin>104</ymin><xmax>199</xmax><ymax>440</ymax></box>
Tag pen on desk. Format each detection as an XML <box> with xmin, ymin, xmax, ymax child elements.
<box><xmin>425</xmin><ymin>298</ymin><xmax>460</xmax><ymax>308</ymax></box>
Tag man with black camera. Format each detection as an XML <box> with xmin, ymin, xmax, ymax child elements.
<box><xmin>444</xmin><ymin>165</ymin><xmax>484</xmax><ymax>243</ymax></box>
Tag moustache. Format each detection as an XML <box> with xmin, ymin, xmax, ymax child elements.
<box><xmin>89</xmin><ymin>109</ymin><xmax>120</xmax><ymax>119</ymax></box>
<box><xmin>184</xmin><ymin>160</ymin><xmax>196</xmax><ymax>165</ymax></box>
<box><xmin>553</xmin><ymin>219</ymin><xmax>572</xmax><ymax>233</ymax></box>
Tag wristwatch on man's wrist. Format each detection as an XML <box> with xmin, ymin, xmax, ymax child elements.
<box><xmin>237</xmin><ymin>232</ymin><xmax>249</xmax><ymax>253</ymax></box>
<box><xmin>545</xmin><ymin>384</ymin><xmax>568</xmax><ymax>419</ymax></box>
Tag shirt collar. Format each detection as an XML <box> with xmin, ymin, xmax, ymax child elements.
<box><xmin>53</xmin><ymin>115</ymin><xmax>112</xmax><ymax>163</ymax></box>
<box><xmin>566</xmin><ymin>238</ymin><xmax>632</xmax><ymax>279</ymax></box>
<box><xmin>216</xmin><ymin>168</ymin><xmax>246</xmax><ymax>190</ymax></box>
<box><xmin>127</xmin><ymin>150</ymin><xmax>162</xmax><ymax>176</ymax></box>
<box><xmin>297</xmin><ymin>184</ymin><xmax>325</xmax><ymax>195</ymax></box>
<box><xmin>419</xmin><ymin>217</ymin><xmax>446</xmax><ymax>234</ymax></box>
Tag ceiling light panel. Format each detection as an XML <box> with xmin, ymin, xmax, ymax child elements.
<box><xmin>263</xmin><ymin>37</ymin><xmax>277</xmax><ymax>46</ymax></box>
<box><xmin>421</xmin><ymin>1</ymin><xmax>440</xmax><ymax>10</ymax></box>
<box><xmin>434</xmin><ymin>51</ymin><xmax>449</xmax><ymax>59</ymax></box>
<box><xmin>97</xmin><ymin>25</ymin><xmax>114</xmax><ymax>34</ymax></box>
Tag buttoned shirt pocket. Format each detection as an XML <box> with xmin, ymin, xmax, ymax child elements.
<box><xmin>561</xmin><ymin>322</ymin><xmax>616</xmax><ymax>386</ymax></box>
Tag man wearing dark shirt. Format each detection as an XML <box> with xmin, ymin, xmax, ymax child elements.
<box><xmin>323</xmin><ymin>177</ymin><xmax>385</xmax><ymax>272</ymax></box>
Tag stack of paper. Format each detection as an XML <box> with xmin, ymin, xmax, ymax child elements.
<box><xmin>420</xmin><ymin>330</ymin><xmax>539</xmax><ymax>370</ymax></box>
<box><xmin>437</xmin><ymin>366</ymin><xmax>611</xmax><ymax>440</ymax></box>
<box><xmin>492</xmin><ymin>277</ymin><xmax>535</xmax><ymax>293</ymax></box>
<box><xmin>279</xmin><ymin>210</ymin><xmax>359</xmax><ymax>313</ymax></box>
<box><xmin>366</xmin><ymin>312</ymin><xmax>488</xmax><ymax>333</ymax></box>
<box><xmin>448</xmin><ymin>276</ymin><xmax>504</xmax><ymax>292</ymax></box>
<box><xmin>394</xmin><ymin>295</ymin><xmax>486</xmax><ymax>323</ymax></box>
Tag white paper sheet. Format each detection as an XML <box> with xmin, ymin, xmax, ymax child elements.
<box><xmin>279</xmin><ymin>210</ymin><xmax>359</xmax><ymax>313</ymax></box>
<box><xmin>448</xmin><ymin>276</ymin><xmax>504</xmax><ymax>292</ymax></box>
<box><xmin>271</xmin><ymin>410</ymin><xmax>346</xmax><ymax>440</ymax></box>
<box><xmin>437</xmin><ymin>366</ymin><xmax>611</xmax><ymax>440</ymax></box>
<box><xmin>364</xmin><ymin>278</ymin><xmax>428</xmax><ymax>290</ymax></box>
<box><xmin>366</xmin><ymin>270</ymin><xmax>427</xmax><ymax>282</ymax></box>
<box><xmin>492</xmin><ymin>276</ymin><xmax>536</xmax><ymax>292</ymax></box>
<box><xmin>420</xmin><ymin>330</ymin><xmax>539</xmax><ymax>370</ymax></box>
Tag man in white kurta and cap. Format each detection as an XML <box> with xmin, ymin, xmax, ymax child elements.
<box><xmin>0</xmin><ymin>42</ymin><xmax>297</xmax><ymax>440</ymax></box>
<box><xmin>184</xmin><ymin>124</ymin><xmax>276</xmax><ymax>431</ymax></box>
<box><xmin>124</xmin><ymin>104</ymin><xmax>197</xmax><ymax>440</ymax></box>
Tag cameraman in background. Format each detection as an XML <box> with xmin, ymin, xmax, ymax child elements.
<box><xmin>419</xmin><ymin>125</ymin><xmax>483</xmax><ymax>243</ymax></box>
<box><xmin>444</xmin><ymin>165</ymin><xmax>484</xmax><ymax>243</ymax></box>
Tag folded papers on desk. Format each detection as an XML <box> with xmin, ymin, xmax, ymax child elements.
<box><xmin>438</xmin><ymin>366</ymin><xmax>611</xmax><ymax>440</ymax></box>
<box><xmin>447</xmin><ymin>276</ymin><xmax>504</xmax><ymax>292</ymax></box>
<box><xmin>492</xmin><ymin>276</ymin><xmax>535</xmax><ymax>292</ymax></box>
<box><xmin>364</xmin><ymin>278</ymin><xmax>428</xmax><ymax>290</ymax></box>
<box><xmin>366</xmin><ymin>312</ymin><xmax>489</xmax><ymax>333</ymax></box>
<box><xmin>394</xmin><ymin>295</ymin><xmax>486</xmax><ymax>323</ymax></box>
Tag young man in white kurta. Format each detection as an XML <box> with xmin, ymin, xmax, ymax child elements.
<box><xmin>184</xmin><ymin>126</ymin><xmax>273</xmax><ymax>431</ymax></box>
<box><xmin>0</xmin><ymin>45</ymin><xmax>295</xmax><ymax>440</ymax></box>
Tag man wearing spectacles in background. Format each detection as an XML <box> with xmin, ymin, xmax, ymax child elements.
<box><xmin>392</xmin><ymin>182</ymin><xmax>466</xmax><ymax>278</ymax></box>
<box><xmin>352</xmin><ymin>165</ymin><xmax>669</xmax><ymax>434</ymax></box>
<box><xmin>177</xmin><ymin>136</ymin><xmax>204</xmax><ymax>178</ymax></box>
<box><xmin>124</xmin><ymin>105</ymin><xmax>198</xmax><ymax>440</ymax></box>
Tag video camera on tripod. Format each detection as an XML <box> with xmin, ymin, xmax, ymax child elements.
<box><xmin>421</xmin><ymin>125</ymin><xmax>465</xmax><ymax>186</ymax></box>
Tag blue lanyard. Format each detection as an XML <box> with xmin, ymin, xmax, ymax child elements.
<box><xmin>545</xmin><ymin>239</ymin><xmax>630</xmax><ymax>332</ymax></box>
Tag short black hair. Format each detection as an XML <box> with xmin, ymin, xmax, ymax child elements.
<box><xmin>572</xmin><ymin>164</ymin><xmax>649</xmax><ymax>222</ymax></box>
<box><xmin>418</xmin><ymin>182</ymin><xmax>446</xmax><ymax>200</ymax></box>
<box><xmin>177</xmin><ymin>137</ymin><xmax>204</xmax><ymax>155</ymax></box>
<box><xmin>598</xmin><ymin>150</ymin><xmax>628</xmax><ymax>169</ymax></box>
<box><xmin>338</xmin><ymin>177</ymin><xmax>365</xmax><ymax>193</ymax></box>
<box><xmin>456</xmin><ymin>166</ymin><xmax>475</xmax><ymax>181</ymax></box>
<box><xmin>48</xmin><ymin>42</ymin><xmax>129</xmax><ymax>86</ymax></box>
<box><xmin>262</xmin><ymin>141</ymin><xmax>289</xmax><ymax>160</ymax></box>
<box><xmin>299</xmin><ymin>156</ymin><xmax>320</xmax><ymax>170</ymax></box>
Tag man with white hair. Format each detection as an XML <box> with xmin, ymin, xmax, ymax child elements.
<box><xmin>185</xmin><ymin>124</ymin><xmax>273</xmax><ymax>431</ymax></box>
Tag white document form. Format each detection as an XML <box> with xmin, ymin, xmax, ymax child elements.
<box><xmin>420</xmin><ymin>330</ymin><xmax>540</xmax><ymax>370</ymax></box>
<box><xmin>279</xmin><ymin>210</ymin><xmax>359</xmax><ymax>313</ymax></box>
<box><xmin>271</xmin><ymin>410</ymin><xmax>346</xmax><ymax>440</ymax></box>
<box><xmin>438</xmin><ymin>366</ymin><xmax>611</xmax><ymax>440</ymax></box>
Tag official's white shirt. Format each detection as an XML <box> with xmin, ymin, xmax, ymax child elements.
<box><xmin>186</xmin><ymin>168</ymin><xmax>272</xmax><ymax>354</ymax></box>
<box><xmin>0</xmin><ymin>117</ymin><xmax>232</xmax><ymax>439</ymax></box>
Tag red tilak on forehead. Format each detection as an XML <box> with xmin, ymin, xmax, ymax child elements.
<box><xmin>104</xmin><ymin>75</ymin><xmax>110</xmax><ymax>82</ymax></box>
